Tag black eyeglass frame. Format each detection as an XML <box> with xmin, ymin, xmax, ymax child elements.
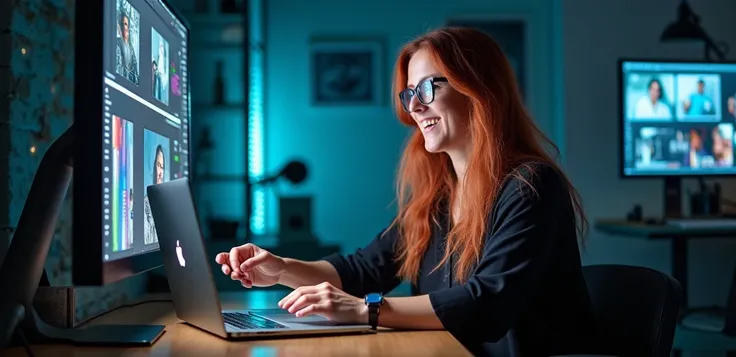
<box><xmin>398</xmin><ymin>76</ymin><xmax>448</xmax><ymax>112</ymax></box>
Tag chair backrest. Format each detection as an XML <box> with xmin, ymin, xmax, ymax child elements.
<box><xmin>582</xmin><ymin>264</ymin><xmax>682</xmax><ymax>357</ymax></box>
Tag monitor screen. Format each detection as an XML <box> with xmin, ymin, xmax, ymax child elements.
<box><xmin>621</xmin><ymin>60</ymin><xmax>736</xmax><ymax>177</ymax></box>
<box><xmin>102</xmin><ymin>0</ymin><xmax>189</xmax><ymax>262</ymax></box>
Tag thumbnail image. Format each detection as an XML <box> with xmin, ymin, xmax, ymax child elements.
<box><xmin>112</xmin><ymin>115</ymin><xmax>135</xmax><ymax>252</ymax></box>
<box><xmin>143</xmin><ymin>129</ymin><xmax>171</xmax><ymax>245</ymax></box>
<box><xmin>676</xmin><ymin>74</ymin><xmax>721</xmax><ymax>120</ymax></box>
<box><xmin>626</xmin><ymin>73</ymin><xmax>675</xmax><ymax>120</ymax></box>
<box><xmin>151</xmin><ymin>28</ymin><xmax>170</xmax><ymax>105</ymax></box>
<box><xmin>633</xmin><ymin>123</ymin><xmax>733</xmax><ymax>170</ymax></box>
<box><xmin>728</xmin><ymin>92</ymin><xmax>736</xmax><ymax>118</ymax></box>
<box><xmin>115</xmin><ymin>0</ymin><xmax>140</xmax><ymax>86</ymax></box>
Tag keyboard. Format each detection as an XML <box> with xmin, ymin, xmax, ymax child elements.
<box><xmin>223</xmin><ymin>311</ymin><xmax>287</xmax><ymax>330</ymax></box>
<box><xmin>665</xmin><ymin>218</ymin><xmax>736</xmax><ymax>229</ymax></box>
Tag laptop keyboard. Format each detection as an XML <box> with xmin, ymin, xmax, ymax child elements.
<box><xmin>223</xmin><ymin>312</ymin><xmax>287</xmax><ymax>330</ymax></box>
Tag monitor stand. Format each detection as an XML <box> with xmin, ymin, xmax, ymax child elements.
<box><xmin>0</xmin><ymin>125</ymin><xmax>165</xmax><ymax>348</ymax></box>
<box><xmin>663</xmin><ymin>176</ymin><xmax>683</xmax><ymax>218</ymax></box>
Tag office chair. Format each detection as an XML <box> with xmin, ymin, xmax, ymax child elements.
<box><xmin>581</xmin><ymin>264</ymin><xmax>682</xmax><ymax>357</ymax></box>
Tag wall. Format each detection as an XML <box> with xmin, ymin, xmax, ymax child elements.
<box><xmin>0</xmin><ymin>0</ymin><xmax>11</xmax><ymax>263</ymax></box>
<box><xmin>5</xmin><ymin>0</ymin><xmax>146</xmax><ymax>324</ymax></box>
<box><xmin>264</xmin><ymin>0</ymin><xmax>563</xmax><ymax>255</ymax></box>
<box><xmin>563</xmin><ymin>0</ymin><xmax>736</xmax><ymax>310</ymax></box>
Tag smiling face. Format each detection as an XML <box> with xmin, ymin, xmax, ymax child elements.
<box><xmin>122</xmin><ymin>16</ymin><xmax>130</xmax><ymax>42</ymax></box>
<box><xmin>406</xmin><ymin>49</ymin><xmax>470</xmax><ymax>154</ymax></box>
<box><xmin>155</xmin><ymin>150</ymin><xmax>165</xmax><ymax>184</ymax></box>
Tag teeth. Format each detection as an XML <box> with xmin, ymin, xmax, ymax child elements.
<box><xmin>422</xmin><ymin>118</ymin><xmax>439</xmax><ymax>128</ymax></box>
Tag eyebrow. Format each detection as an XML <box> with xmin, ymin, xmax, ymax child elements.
<box><xmin>406</xmin><ymin>73</ymin><xmax>442</xmax><ymax>89</ymax></box>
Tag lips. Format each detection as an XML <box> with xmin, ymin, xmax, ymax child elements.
<box><xmin>419</xmin><ymin>117</ymin><xmax>440</xmax><ymax>132</ymax></box>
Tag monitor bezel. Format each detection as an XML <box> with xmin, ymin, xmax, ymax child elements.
<box><xmin>618</xmin><ymin>57</ymin><xmax>736</xmax><ymax>179</ymax></box>
<box><xmin>72</xmin><ymin>0</ymin><xmax>191</xmax><ymax>286</ymax></box>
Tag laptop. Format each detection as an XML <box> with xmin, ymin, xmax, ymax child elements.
<box><xmin>146</xmin><ymin>177</ymin><xmax>373</xmax><ymax>339</ymax></box>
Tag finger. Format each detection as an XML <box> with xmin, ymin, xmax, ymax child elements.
<box><xmin>287</xmin><ymin>293</ymin><xmax>320</xmax><ymax>314</ymax></box>
<box><xmin>240</xmin><ymin>251</ymin><xmax>269</xmax><ymax>271</ymax></box>
<box><xmin>241</xmin><ymin>278</ymin><xmax>253</xmax><ymax>289</ymax></box>
<box><xmin>221</xmin><ymin>264</ymin><xmax>231</xmax><ymax>275</ymax></box>
<box><xmin>215</xmin><ymin>252</ymin><xmax>229</xmax><ymax>264</ymax></box>
<box><xmin>229</xmin><ymin>247</ymin><xmax>243</xmax><ymax>274</ymax></box>
<box><xmin>230</xmin><ymin>271</ymin><xmax>242</xmax><ymax>280</ymax></box>
<box><xmin>279</xmin><ymin>286</ymin><xmax>318</xmax><ymax>310</ymax></box>
<box><xmin>295</xmin><ymin>303</ymin><xmax>324</xmax><ymax>318</ymax></box>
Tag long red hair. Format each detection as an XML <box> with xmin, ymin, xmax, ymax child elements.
<box><xmin>387</xmin><ymin>27</ymin><xmax>587</xmax><ymax>284</ymax></box>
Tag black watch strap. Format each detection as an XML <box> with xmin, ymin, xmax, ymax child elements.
<box><xmin>368</xmin><ymin>304</ymin><xmax>379</xmax><ymax>330</ymax></box>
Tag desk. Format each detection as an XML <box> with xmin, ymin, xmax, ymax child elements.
<box><xmin>3</xmin><ymin>291</ymin><xmax>471</xmax><ymax>357</ymax></box>
<box><xmin>595</xmin><ymin>219</ymin><xmax>736</xmax><ymax>308</ymax></box>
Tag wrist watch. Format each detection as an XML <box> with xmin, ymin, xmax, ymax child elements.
<box><xmin>364</xmin><ymin>293</ymin><xmax>384</xmax><ymax>330</ymax></box>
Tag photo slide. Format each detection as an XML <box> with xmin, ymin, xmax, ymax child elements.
<box><xmin>143</xmin><ymin>128</ymin><xmax>171</xmax><ymax>245</ymax></box>
<box><xmin>634</xmin><ymin>123</ymin><xmax>733</xmax><ymax>170</ymax></box>
<box><xmin>626</xmin><ymin>72</ymin><xmax>675</xmax><ymax>120</ymax></box>
<box><xmin>112</xmin><ymin>115</ymin><xmax>135</xmax><ymax>252</ymax></box>
<box><xmin>676</xmin><ymin>74</ymin><xmax>721</xmax><ymax>121</ymax></box>
<box><xmin>115</xmin><ymin>0</ymin><xmax>140</xmax><ymax>85</ymax></box>
<box><xmin>151</xmin><ymin>27</ymin><xmax>170</xmax><ymax>105</ymax></box>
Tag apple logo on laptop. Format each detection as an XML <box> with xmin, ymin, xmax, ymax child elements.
<box><xmin>176</xmin><ymin>240</ymin><xmax>186</xmax><ymax>267</ymax></box>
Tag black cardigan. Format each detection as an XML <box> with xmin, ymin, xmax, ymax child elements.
<box><xmin>323</xmin><ymin>162</ymin><xmax>596</xmax><ymax>357</ymax></box>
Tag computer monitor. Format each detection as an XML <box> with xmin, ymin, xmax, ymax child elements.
<box><xmin>0</xmin><ymin>0</ymin><xmax>189</xmax><ymax>347</ymax></box>
<box><xmin>619</xmin><ymin>59</ymin><xmax>736</xmax><ymax>216</ymax></box>
<box><xmin>73</xmin><ymin>0</ymin><xmax>190</xmax><ymax>286</ymax></box>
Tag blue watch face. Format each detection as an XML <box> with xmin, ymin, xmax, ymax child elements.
<box><xmin>365</xmin><ymin>293</ymin><xmax>382</xmax><ymax>305</ymax></box>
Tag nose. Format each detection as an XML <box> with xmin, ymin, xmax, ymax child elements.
<box><xmin>408</xmin><ymin>94</ymin><xmax>426</xmax><ymax>113</ymax></box>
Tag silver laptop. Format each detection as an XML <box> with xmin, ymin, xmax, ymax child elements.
<box><xmin>146</xmin><ymin>177</ymin><xmax>373</xmax><ymax>339</ymax></box>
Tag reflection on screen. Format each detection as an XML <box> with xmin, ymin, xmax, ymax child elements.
<box><xmin>622</xmin><ymin>61</ymin><xmax>736</xmax><ymax>176</ymax></box>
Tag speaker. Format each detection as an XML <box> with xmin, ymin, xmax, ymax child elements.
<box><xmin>278</xmin><ymin>196</ymin><xmax>315</xmax><ymax>244</ymax></box>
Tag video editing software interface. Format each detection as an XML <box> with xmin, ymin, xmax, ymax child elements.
<box><xmin>103</xmin><ymin>0</ymin><xmax>189</xmax><ymax>261</ymax></box>
<box><xmin>622</xmin><ymin>61</ymin><xmax>736</xmax><ymax>176</ymax></box>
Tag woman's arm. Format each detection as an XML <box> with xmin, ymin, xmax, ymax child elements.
<box><xmin>278</xmin><ymin>227</ymin><xmax>403</xmax><ymax>296</ymax></box>
<box><xmin>373</xmin><ymin>295</ymin><xmax>444</xmax><ymax>330</ymax></box>
<box><xmin>278</xmin><ymin>259</ymin><xmax>343</xmax><ymax>290</ymax></box>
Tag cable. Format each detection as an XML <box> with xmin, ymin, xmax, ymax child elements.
<box><xmin>75</xmin><ymin>299</ymin><xmax>173</xmax><ymax>328</ymax></box>
<box><xmin>16</xmin><ymin>328</ymin><xmax>35</xmax><ymax>357</ymax></box>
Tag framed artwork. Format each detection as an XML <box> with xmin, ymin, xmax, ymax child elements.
<box><xmin>446</xmin><ymin>18</ymin><xmax>527</xmax><ymax>100</ymax></box>
<box><xmin>309</xmin><ymin>36</ymin><xmax>386</xmax><ymax>106</ymax></box>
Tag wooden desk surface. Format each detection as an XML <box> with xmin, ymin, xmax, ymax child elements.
<box><xmin>4</xmin><ymin>291</ymin><xmax>471</xmax><ymax>357</ymax></box>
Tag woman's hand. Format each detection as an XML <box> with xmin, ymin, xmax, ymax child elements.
<box><xmin>278</xmin><ymin>282</ymin><xmax>368</xmax><ymax>324</ymax></box>
<box><xmin>214</xmin><ymin>243</ymin><xmax>286</xmax><ymax>288</ymax></box>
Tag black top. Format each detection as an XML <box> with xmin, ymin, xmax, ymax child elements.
<box><xmin>323</xmin><ymin>162</ymin><xmax>596</xmax><ymax>357</ymax></box>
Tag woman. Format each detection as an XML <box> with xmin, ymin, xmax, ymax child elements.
<box><xmin>216</xmin><ymin>27</ymin><xmax>595</xmax><ymax>356</ymax></box>
<box><xmin>144</xmin><ymin>145</ymin><xmax>166</xmax><ymax>244</ymax></box>
<box><xmin>634</xmin><ymin>78</ymin><xmax>672</xmax><ymax>119</ymax></box>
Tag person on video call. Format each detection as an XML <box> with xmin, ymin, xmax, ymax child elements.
<box><xmin>712</xmin><ymin>126</ymin><xmax>733</xmax><ymax>166</ymax></box>
<box><xmin>634</xmin><ymin>78</ymin><xmax>672</xmax><ymax>119</ymax></box>
<box><xmin>685</xmin><ymin>129</ymin><xmax>708</xmax><ymax>168</ymax></box>
<box><xmin>216</xmin><ymin>27</ymin><xmax>595</xmax><ymax>357</ymax></box>
<box><xmin>728</xmin><ymin>95</ymin><xmax>736</xmax><ymax>118</ymax></box>
<box><xmin>683</xmin><ymin>79</ymin><xmax>714</xmax><ymax>116</ymax></box>
<box><xmin>116</xmin><ymin>9</ymin><xmax>139</xmax><ymax>84</ymax></box>
<box><xmin>152</xmin><ymin>60</ymin><xmax>162</xmax><ymax>100</ymax></box>
<box><xmin>144</xmin><ymin>145</ymin><xmax>165</xmax><ymax>245</ymax></box>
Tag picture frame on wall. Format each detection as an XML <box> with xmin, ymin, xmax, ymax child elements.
<box><xmin>446</xmin><ymin>18</ymin><xmax>527</xmax><ymax>100</ymax></box>
<box><xmin>309</xmin><ymin>36</ymin><xmax>386</xmax><ymax>106</ymax></box>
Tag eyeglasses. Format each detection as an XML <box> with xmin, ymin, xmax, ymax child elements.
<box><xmin>398</xmin><ymin>77</ymin><xmax>448</xmax><ymax>113</ymax></box>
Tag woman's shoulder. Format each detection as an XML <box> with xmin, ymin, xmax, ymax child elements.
<box><xmin>497</xmin><ymin>160</ymin><xmax>569</xmax><ymax>204</ymax></box>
